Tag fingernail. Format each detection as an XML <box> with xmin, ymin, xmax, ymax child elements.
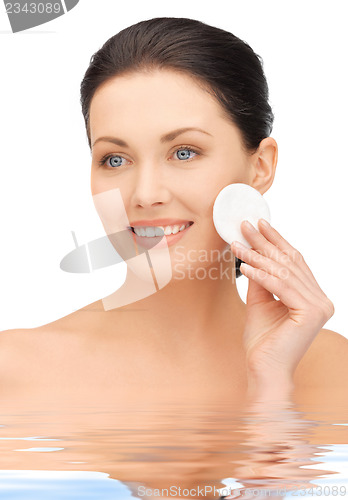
<box><xmin>243</xmin><ymin>220</ymin><xmax>256</xmax><ymax>231</ymax></box>
<box><xmin>259</xmin><ymin>219</ymin><xmax>270</xmax><ymax>228</ymax></box>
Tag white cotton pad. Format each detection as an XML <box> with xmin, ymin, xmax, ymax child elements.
<box><xmin>213</xmin><ymin>183</ymin><xmax>271</xmax><ymax>248</ymax></box>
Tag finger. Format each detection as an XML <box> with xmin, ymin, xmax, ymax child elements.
<box><xmin>240</xmin><ymin>260</ymin><xmax>333</xmax><ymax>327</ymax></box>
<box><xmin>257</xmin><ymin>219</ymin><xmax>332</xmax><ymax>300</ymax></box>
<box><xmin>240</xmin><ymin>220</ymin><xmax>327</xmax><ymax>300</ymax></box>
<box><xmin>239</xmin><ymin>262</ymin><xmax>311</xmax><ymax>312</ymax></box>
<box><xmin>246</xmin><ymin>272</ymin><xmax>275</xmax><ymax>306</ymax></box>
<box><xmin>256</xmin><ymin>219</ymin><xmax>322</xmax><ymax>286</ymax></box>
<box><xmin>232</xmin><ymin>241</ymin><xmax>319</xmax><ymax>305</ymax></box>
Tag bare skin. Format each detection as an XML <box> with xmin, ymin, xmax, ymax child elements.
<box><xmin>0</xmin><ymin>304</ymin><xmax>346</xmax><ymax>406</ymax></box>
<box><xmin>0</xmin><ymin>295</ymin><xmax>248</xmax><ymax>405</ymax></box>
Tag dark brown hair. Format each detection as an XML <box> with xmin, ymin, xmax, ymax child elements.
<box><xmin>80</xmin><ymin>17</ymin><xmax>275</xmax><ymax>277</ymax></box>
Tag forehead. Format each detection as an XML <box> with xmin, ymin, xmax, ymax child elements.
<box><xmin>91</xmin><ymin>68</ymin><xmax>216</xmax><ymax>106</ymax></box>
<box><xmin>89</xmin><ymin>69</ymin><xmax>230</xmax><ymax>139</ymax></box>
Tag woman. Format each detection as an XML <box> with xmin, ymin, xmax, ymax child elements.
<box><xmin>1</xmin><ymin>17</ymin><xmax>347</xmax><ymax>407</ymax></box>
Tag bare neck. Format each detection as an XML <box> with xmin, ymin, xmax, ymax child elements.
<box><xmin>94</xmin><ymin>254</ymin><xmax>246</xmax><ymax>346</ymax></box>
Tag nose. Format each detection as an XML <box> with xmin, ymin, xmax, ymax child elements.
<box><xmin>130</xmin><ymin>161</ymin><xmax>170</xmax><ymax>209</ymax></box>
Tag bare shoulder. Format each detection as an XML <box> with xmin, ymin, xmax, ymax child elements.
<box><xmin>0</xmin><ymin>325</ymin><xmax>58</xmax><ymax>377</ymax></box>
<box><xmin>294</xmin><ymin>328</ymin><xmax>348</xmax><ymax>389</ymax></box>
<box><xmin>0</xmin><ymin>299</ymin><xmax>105</xmax><ymax>370</ymax></box>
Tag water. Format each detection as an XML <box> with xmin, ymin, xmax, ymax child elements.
<box><xmin>0</xmin><ymin>398</ymin><xmax>347</xmax><ymax>500</ymax></box>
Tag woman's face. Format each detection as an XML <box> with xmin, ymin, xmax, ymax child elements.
<box><xmin>89</xmin><ymin>69</ymin><xmax>254</xmax><ymax>279</ymax></box>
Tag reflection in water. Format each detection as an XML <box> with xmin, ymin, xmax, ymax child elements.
<box><xmin>0</xmin><ymin>398</ymin><xmax>347</xmax><ymax>499</ymax></box>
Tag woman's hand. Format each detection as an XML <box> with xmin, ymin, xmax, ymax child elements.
<box><xmin>231</xmin><ymin>219</ymin><xmax>335</xmax><ymax>396</ymax></box>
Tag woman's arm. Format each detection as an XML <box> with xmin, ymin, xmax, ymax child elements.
<box><xmin>231</xmin><ymin>219</ymin><xmax>338</xmax><ymax>400</ymax></box>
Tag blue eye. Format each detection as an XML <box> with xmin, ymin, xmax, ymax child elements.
<box><xmin>175</xmin><ymin>147</ymin><xmax>197</xmax><ymax>160</ymax></box>
<box><xmin>98</xmin><ymin>155</ymin><xmax>127</xmax><ymax>168</ymax></box>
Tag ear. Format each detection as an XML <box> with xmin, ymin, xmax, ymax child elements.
<box><xmin>248</xmin><ymin>137</ymin><xmax>278</xmax><ymax>195</ymax></box>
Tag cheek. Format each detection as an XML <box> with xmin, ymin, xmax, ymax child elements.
<box><xmin>92</xmin><ymin>187</ymin><xmax>130</xmax><ymax>233</ymax></box>
<box><xmin>90</xmin><ymin>169</ymin><xmax>114</xmax><ymax>196</ymax></box>
<box><xmin>195</xmin><ymin>163</ymin><xmax>250</xmax><ymax>223</ymax></box>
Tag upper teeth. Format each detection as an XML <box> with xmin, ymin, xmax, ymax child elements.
<box><xmin>132</xmin><ymin>222</ymin><xmax>191</xmax><ymax>237</ymax></box>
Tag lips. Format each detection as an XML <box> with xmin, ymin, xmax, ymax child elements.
<box><xmin>128</xmin><ymin>218</ymin><xmax>194</xmax><ymax>228</ymax></box>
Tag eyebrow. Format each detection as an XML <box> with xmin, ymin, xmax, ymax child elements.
<box><xmin>92</xmin><ymin>127</ymin><xmax>213</xmax><ymax>148</ymax></box>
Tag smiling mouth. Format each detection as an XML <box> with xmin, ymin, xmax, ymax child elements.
<box><xmin>129</xmin><ymin>221</ymin><xmax>194</xmax><ymax>237</ymax></box>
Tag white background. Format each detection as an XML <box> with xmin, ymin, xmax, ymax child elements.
<box><xmin>0</xmin><ymin>0</ymin><xmax>347</xmax><ymax>337</ymax></box>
